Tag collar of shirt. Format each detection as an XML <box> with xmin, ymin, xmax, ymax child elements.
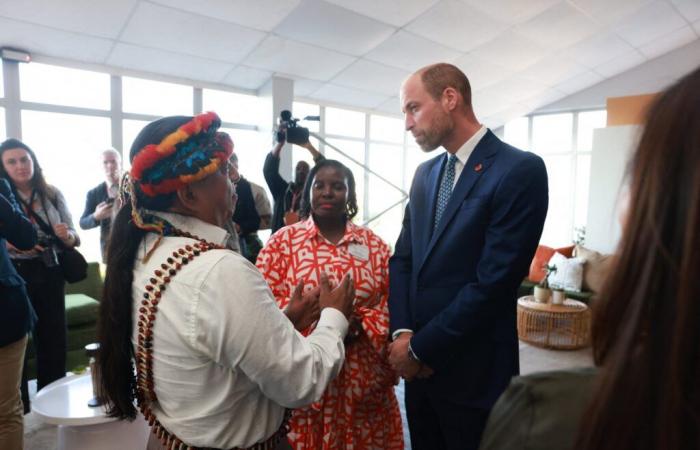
<box><xmin>301</xmin><ymin>215</ymin><xmax>364</xmax><ymax>246</ymax></box>
<box><xmin>151</xmin><ymin>211</ymin><xmax>230</xmax><ymax>247</ymax></box>
<box><xmin>445</xmin><ymin>125</ymin><xmax>488</xmax><ymax>166</ymax></box>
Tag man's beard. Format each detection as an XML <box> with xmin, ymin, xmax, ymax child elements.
<box><xmin>416</xmin><ymin>111</ymin><xmax>453</xmax><ymax>152</ymax></box>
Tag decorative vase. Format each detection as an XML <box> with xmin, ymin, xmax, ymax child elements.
<box><xmin>551</xmin><ymin>290</ymin><xmax>566</xmax><ymax>305</ymax></box>
<box><xmin>534</xmin><ymin>286</ymin><xmax>550</xmax><ymax>303</ymax></box>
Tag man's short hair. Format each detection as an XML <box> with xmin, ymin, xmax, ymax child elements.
<box><xmin>419</xmin><ymin>63</ymin><xmax>472</xmax><ymax>108</ymax></box>
<box><xmin>102</xmin><ymin>148</ymin><xmax>121</xmax><ymax>161</ymax></box>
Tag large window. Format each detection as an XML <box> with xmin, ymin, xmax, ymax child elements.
<box><xmin>122</xmin><ymin>77</ymin><xmax>192</xmax><ymax>116</ymax></box>
<box><xmin>503</xmin><ymin>109</ymin><xmax>607</xmax><ymax>246</ymax></box>
<box><xmin>0</xmin><ymin>108</ymin><xmax>5</xmax><ymax>139</ymax></box>
<box><xmin>20</xmin><ymin>63</ymin><xmax>110</xmax><ymax>110</ymax></box>
<box><xmin>22</xmin><ymin>111</ymin><xmax>112</xmax><ymax>262</ymax></box>
<box><xmin>203</xmin><ymin>89</ymin><xmax>265</xmax><ymax>127</ymax></box>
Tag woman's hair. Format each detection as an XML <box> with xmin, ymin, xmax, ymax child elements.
<box><xmin>0</xmin><ymin>138</ymin><xmax>51</xmax><ymax>199</ymax></box>
<box><xmin>97</xmin><ymin>116</ymin><xmax>190</xmax><ymax>419</ymax></box>
<box><xmin>575</xmin><ymin>67</ymin><xmax>700</xmax><ymax>449</ymax></box>
<box><xmin>299</xmin><ymin>159</ymin><xmax>358</xmax><ymax>220</ymax></box>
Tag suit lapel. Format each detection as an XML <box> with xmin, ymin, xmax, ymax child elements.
<box><xmin>416</xmin><ymin>157</ymin><xmax>444</xmax><ymax>257</ymax></box>
<box><xmin>418</xmin><ymin>131</ymin><xmax>500</xmax><ymax>273</ymax></box>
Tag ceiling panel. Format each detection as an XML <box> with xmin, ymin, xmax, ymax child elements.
<box><xmin>273</xmin><ymin>0</ymin><xmax>395</xmax><ymax>56</ymax></box>
<box><xmin>480</xmin><ymin>77</ymin><xmax>550</xmax><ymax>102</ymax></box>
<box><xmin>148</xmin><ymin>0</ymin><xmax>301</xmax><ymax>31</ymax></box>
<box><xmin>121</xmin><ymin>2</ymin><xmax>265</xmax><ymax>63</ymax></box>
<box><xmin>462</xmin><ymin>0</ymin><xmax>562</xmax><ymax>25</ymax></box>
<box><xmin>520</xmin><ymin>88</ymin><xmax>568</xmax><ymax>110</ymax></box>
<box><xmin>593</xmin><ymin>50</ymin><xmax>646</xmax><ymax>77</ymax></box>
<box><xmin>406</xmin><ymin>0</ymin><xmax>508</xmax><ymax>52</ymax></box>
<box><xmin>469</xmin><ymin>30</ymin><xmax>551</xmax><ymax>71</ymax></box>
<box><xmin>570</xmin><ymin>0</ymin><xmax>654</xmax><ymax>24</ymax></box>
<box><xmin>566</xmin><ymin>33</ymin><xmax>636</xmax><ymax>68</ymax></box>
<box><xmin>520</xmin><ymin>54</ymin><xmax>587</xmax><ymax>85</ymax></box>
<box><xmin>0</xmin><ymin>0</ymin><xmax>137</xmax><ymax>39</ymax></box>
<box><xmin>107</xmin><ymin>43</ymin><xmax>235</xmax><ymax>83</ymax></box>
<box><xmin>694</xmin><ymin>21</ymin><xmax>700</xmax><ymax>35</ymax></box>
<box><xmin>309</xmin><ymin>84</ymin><xmax>390</xmax><ymax>109</ymax></box>
<box><xmin>514</xmin><ymin>2</ymin><xmax>600</xmax><ymax>49</ymax></box>
<box><xmin>0</xmin><ymin>17</ymin><xmax>114</xmax><ymax>64</ymax></box>
<box><xmin>222</xmin><ymin>65</ymin><xmax>272</xmax><ymax>90</ymax></box>
<box><xmin>331</xmin><ymin>59</ymin><xmax>409</xmax><ymax>96</ymax></box>
<box><xmin>293</xmin><ymin>78</ymin><xmax>325</xmax><ymax>97</ymax></box>
<box><xmin>670</xmin><ymin>0</ymin><xmax>700</xmax><ymax>22</ymax></box>
<box><xmin>554</xmin><ymin>70</ymin><xmax>605</xmax><ymax>94</ymax></box>
<box><xmin>364</xmin><ymin>30</ymin><xmax>462</xmax><ymax>72</ymax></box>
<box><xmin>242</xmin><ymin>36</ymin><xmax>354</xmax><ymax>81</ymax></box>
<box><xmin>453</xmin><ymin>54</ymin><xmax>514</xmax><ymax>90</ymax></box>
<box><xmin>612</xmin><ymin>1</ymin><xmax>688</xmax><ymax>47</ymax></box>
<box><xmin>373</xmin><ymin>97</ymin><xmax>402</xmax><ymax>116</ymax></box>
<box><xmin>639</xmin><ymin>27</ymin><xmax>698</xmax><ymax>59</ymax></box>
<box><xmin>322</xmin><ymin>0</ymin><xmax>439</xmax><ymax>27</ymax></box>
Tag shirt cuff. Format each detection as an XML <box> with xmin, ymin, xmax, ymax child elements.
<box><xmin>391</xmin><ymin>329</ymin><xmax>413</xmax><ymax>341</ymax></box>
<box><xmin>408</xmin><ymin>339</ymin><xmax>421</xmax><ymax>363</ymax></box>
<box><xmin>317</xmin><ymin>308</ymin><xmax>349</xmax><ymax>338</ymax></box>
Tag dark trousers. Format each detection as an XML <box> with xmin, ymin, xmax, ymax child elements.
<box><xmin>405</xmin><ymin>379</ymin><xmax>490</xmax><ymax>450</ymax></box>
<box><xmin>14</xmin><ymin>259</ymin><xmax>66</xmax><ymax>413</ymax></box>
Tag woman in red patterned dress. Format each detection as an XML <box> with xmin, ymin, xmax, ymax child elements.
<box><xmin>257</xmin><ymin>159</ymin><xmax>403</xmax><ymax>450</ymax></box>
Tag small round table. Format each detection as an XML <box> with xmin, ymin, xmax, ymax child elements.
<box><xmin>32</xmin><ymin>373</ymin><xmax>150</xmax><ymax>450</ymax></box>
<box><xmin>517</xmin><ymin>296</ymin><xmax>591</xmax><ymax>350</ymax></box>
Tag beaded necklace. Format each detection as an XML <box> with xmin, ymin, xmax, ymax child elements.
<box><xmin>135</xmin><ymin>229</ymin><xmax>290</xmax><ymax>450</ymax></box>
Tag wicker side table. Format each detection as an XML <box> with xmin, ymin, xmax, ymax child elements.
<box><xmin>517</xmin><ymin>296</ymin><xmax>591</xmax><ymax>350</ymax></box>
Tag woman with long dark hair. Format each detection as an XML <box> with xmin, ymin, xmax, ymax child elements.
<box><xmin>97</xmin><ymin>112</ymin><xmax>355</xmax><ymax>450</ymax></box>
<box><xmin>257</xmin><ymin>159</ymin><xmax>403</xmax><ymax>450</ymax></box>
<box><xmin>0</xmin><ymin>138</ymin><xmax>80</xmax><ymax>413</ymax></box>
<box><xmin>479</xmin><ymin>66</ymin><xmax>700</xmax><ymax>450</ymax></box>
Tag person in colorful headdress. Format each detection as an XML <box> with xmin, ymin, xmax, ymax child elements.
<box><xmin>97</xmin><ymin>112</ymin><xmax>356</xmax><ymax>450</ymax></box>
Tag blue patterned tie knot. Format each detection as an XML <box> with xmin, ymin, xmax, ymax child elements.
<box><xmin>434</xmin><ymin>153</ymin><xmax>458</xmax><ymax>230</ymax></box>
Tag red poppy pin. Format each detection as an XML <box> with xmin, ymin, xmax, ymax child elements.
<box><xmin>474</xmin><ymin>163</ymin><xmax>483</xmax><ymax>172</ymax></box>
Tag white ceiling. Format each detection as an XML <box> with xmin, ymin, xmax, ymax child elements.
<box><xmin>0</xmin><ymin>0</ymin><xmax>698</xmax><ymax>127</ymax></box>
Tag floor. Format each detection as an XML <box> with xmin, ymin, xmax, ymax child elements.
<box><xmin>23</xmin><ymin>342</ymin><xmax>592</xmax><ymax>450</ymax></box>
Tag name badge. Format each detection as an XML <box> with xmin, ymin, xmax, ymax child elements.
<box><xmin>348</xmin><ymin>244</ymin><xmax>369</xmax><ymax>260</ymax></box>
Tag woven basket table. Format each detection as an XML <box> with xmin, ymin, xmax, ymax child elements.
<box><xmin>517</xmin><ymin>296</ymin><xmax>591</xmax><ymax>350</ymax></box>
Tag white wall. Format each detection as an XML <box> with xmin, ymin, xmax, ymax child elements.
<box><xmin>586</xmin><ymin>125</ymin><xmax>639</xmax><ymax>254</ymax></box>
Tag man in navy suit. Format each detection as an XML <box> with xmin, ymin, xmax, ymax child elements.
<box><xmin>388</xmin><ymin>63</ymin><xmax>548</xmax><ymax>450</ymax></box>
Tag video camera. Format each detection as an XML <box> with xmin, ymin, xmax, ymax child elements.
<box><xmin>277</xmin><ymin>110</ymin><xmax>320</xmax><ymax>145</ymax></box>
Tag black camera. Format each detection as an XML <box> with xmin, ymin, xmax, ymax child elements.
<box><xmin>277</xmin><ymin>110</ymin><xmax>320</xmax><ymax>145</ymax></box>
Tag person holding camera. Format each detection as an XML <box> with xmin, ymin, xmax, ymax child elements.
<box><xmin>79</xmin><ymin>148</ymin><xmax>122</xmax><ymax>262</ymax></box>
<box><xmin>0</xmin><ymin>177</ymin><xmax>37</xmax><ymax>450</ymax></box>
<box><xmin>0</xmin><ymin>138</ymin><xmax>80</xmax><ymax>414</ymax></box>
<box><xmin>264</xmin><ymin>124</ymin><xmax>324</xmax><ymax>233</ymax></box>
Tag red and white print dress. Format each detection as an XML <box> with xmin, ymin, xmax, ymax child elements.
<box><xmin>257</xmin><ymin>217</ymin><xmax>403</xmax><ymax>450</ymax></box>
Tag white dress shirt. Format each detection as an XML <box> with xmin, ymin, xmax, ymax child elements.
<box><xmin>131</xmin><ymin>212</ymin><xmax>348</xmax><ymax>448</ymax></box>
<box><xmin>391</xmin><ymin>126</ymin><xmax>488</xmax><ymax>342</ymax></box>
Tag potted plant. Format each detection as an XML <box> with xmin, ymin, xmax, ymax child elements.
<box><xmin>551</xmin><ymin>287</ymin><xmax>566</xmax><ymax>305</ymax></box>
<box><xmin>534</xmin><ymin>264</ymin><xmax>556</xmax><ymax>303</ymax></box>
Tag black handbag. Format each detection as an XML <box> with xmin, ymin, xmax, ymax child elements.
<box><xmin>27</xmin><ymin>194</ymin><xmax>88</xmax><ymax>284</ymax></box>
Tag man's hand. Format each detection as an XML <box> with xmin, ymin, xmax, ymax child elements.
<box><xmin>388</xmin><ymin>333</ymin><xmax>422</xmax><ymax>381</ymax></box>
<box><xmin>53</xmin><ymin>223</ymin><xmax>73</xmax><ymax>246</ymax></box>
<box><xmin>93</xmin><ymin>201</ymin><xmax>113</xmax><ymax>221</ymax></box>
<box><xmin>284</xmin><ymin>282</ymin><xmax>321</xmax><ymax>331</ymax></box>
<box><xmin>319</xmin><ymin>272</ymin><xmax>355</xmax><ymax>319</ymax></box>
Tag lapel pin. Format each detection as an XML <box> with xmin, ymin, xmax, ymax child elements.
<box><xmin>474</xmin><ymin>163</ymin><xmax>483</xmax><ymax>173</ymax></box>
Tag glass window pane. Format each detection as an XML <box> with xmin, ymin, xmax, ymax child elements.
<box><xmin>325</xmin><ymin>107</ymin><xmax>365</xmax><ymax>138</ymax></box>
<box><xmin>368</xmin><ymin>144</ymin><xmax>404</xmax><ymax>218</ymax></box>
<box><xmin>370</xmin><ymin>115</ymin><xmax>403</xmax><ymax>143</ymax></box>
<box><xmin>0</xmin><ymin>68</ymin><xmax>4</xmax><ymax>98</ymax></box>
<box><xmin>203</xmin><ymin>89</ymin><xmax>264</xmax><ymax>126</ymax></box>
<box><xmin>0</xmin><ymin>108</ymin><xmax>5</xmax><ymax>138</ymax></box>
<box><xmin>404</xmin><ymin>146</ymin><xmax>438</xmax><ymax>191</ymax></box>
<box><xmin>365</xmin><ymin>203</ymin><xmax>403</xmax><ymax>249</ymax></box>
<box><xmin>122</xmin><ymin>77</ymin><xmax>192</xmax><ymax>116</ymax></box>
<box><xmin>292</xmin><ymin>137</ymin><xmax>321</xmax><ymax>176</ymax></box>
<box><xmin>577</xmin><ymin>110</ymin><xmax>607</xmax><ymax>152</ymax></box>
<box><xmin>532</xmin><ymin>113</ymin><xmax>573</xmax><ymax>154</ymax></box>
<box><xmin>293</xmin><ymin>102</ymin><xmax>320</xmax><ymax>132</ymax></box>
<box><xmin>325</xmin><ymin>138</ymin><xmax>365</xmax><ymax>221</ymax></box>
<box><xmin>504</xmin><ymin>117</ymin><xmax>529</xmax><ymax>151</ymax></box>
<box><xmin>22</xmin><ymin>111</ymin><xmax>112</xmax><ymax>263</ymax></box>
<box><xmin>20</xmin><ymin>62</ymin><xmax>110</xmax><ymax>110</ymax></box>
<box><xmin>540</xmin><ymin>155</ymin><xmax>573</xmax><ymax>246</ymax></box>
<box><xmin>222</xmin><ymin>128</ymin><xmax>270</xmax><ymax>191</ymax></box>
<box><xmin>574</xmin><ymin>154</ymin><xmax>591</xmax><ymax>229</ymax></box>
<box><xmin>122</xmin><ymin>119</ymin><xmax>153</xmax><ymax>171</ymax></box>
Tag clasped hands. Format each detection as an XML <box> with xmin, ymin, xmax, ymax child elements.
<box><xmin>388</xmin><ymin>333</ymin><xmax>434</xmax><ymax>382</ymax></box>
<box><xmin>284</xmin><ymin>272</ymin><xmax>355</xmax><ymax>331</ymax></box>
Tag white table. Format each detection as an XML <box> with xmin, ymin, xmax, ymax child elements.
<box><xmin>32</xmin><ymin>373</ymin><xmax>150</xmax><ymax>450</ymax></box>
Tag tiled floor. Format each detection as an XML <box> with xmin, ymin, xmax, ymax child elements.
<box><xmin>24</xmin><ymin>342</ymin><xmax>592</xmax><ymax>450</ymax></box>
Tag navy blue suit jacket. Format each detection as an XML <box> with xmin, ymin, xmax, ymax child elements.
<box><xmin>389</xmin><ymin>130</ymin><xmax>548</xmax><ymax>408</ymax></box>
<box><xmin>80</xmin><ymin>182</ymin><xmax>111</xmax><ymax>260</ymax></box>
<box><xmin>0</xmin><ymin>178</ymin><xmax>38</xmax><ymax>346</ymax></box>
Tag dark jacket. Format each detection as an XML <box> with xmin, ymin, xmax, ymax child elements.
<box><xmin>79</xmin><ymin>182</ymin><xmax>111</xmax><ymax>261</ymax></box>
<box><xmin>232</xmin><ymin>177</ymin><xmax>261</xmax><ymax>236</ymax></box>
<box><xmin>479</xmin><ymin>368</ymin><xmax>597</xmax><ymax>450</ymax></box>
<box><xmin>0</xmin><ymin>178</ymin><xmax>38</xmax><ymax>347</ymax></box>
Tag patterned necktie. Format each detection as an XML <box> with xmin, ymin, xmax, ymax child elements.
<box><xmin>434</xmin><ymin>154</ymin><xmax>458</xmax><ymax>230</ymax></box>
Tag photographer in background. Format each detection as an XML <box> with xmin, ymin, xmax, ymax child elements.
<box><xmin>80</xmin><ymin>148</ymin><xmax>122</xmax><ymax>262</ymax></box>
<box><xmin>0</xmin><ymin>138</ymin><xmax>80</xmax><ymax>414</ymax></box>
<box><xmin>264</xmin><ymin>123</ymin><xmax>324</xmax><ymax>233</ymax></box>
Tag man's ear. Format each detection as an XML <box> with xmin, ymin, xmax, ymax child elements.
<box><xmin>174</xmin><ymin>184</ymin><xmax>198</xmax><ymax>212</ymax></box>
<box><xmin>442</xmin><ymin>87</ymin><xmax>459</xmax><ymax>111</ymax></box>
